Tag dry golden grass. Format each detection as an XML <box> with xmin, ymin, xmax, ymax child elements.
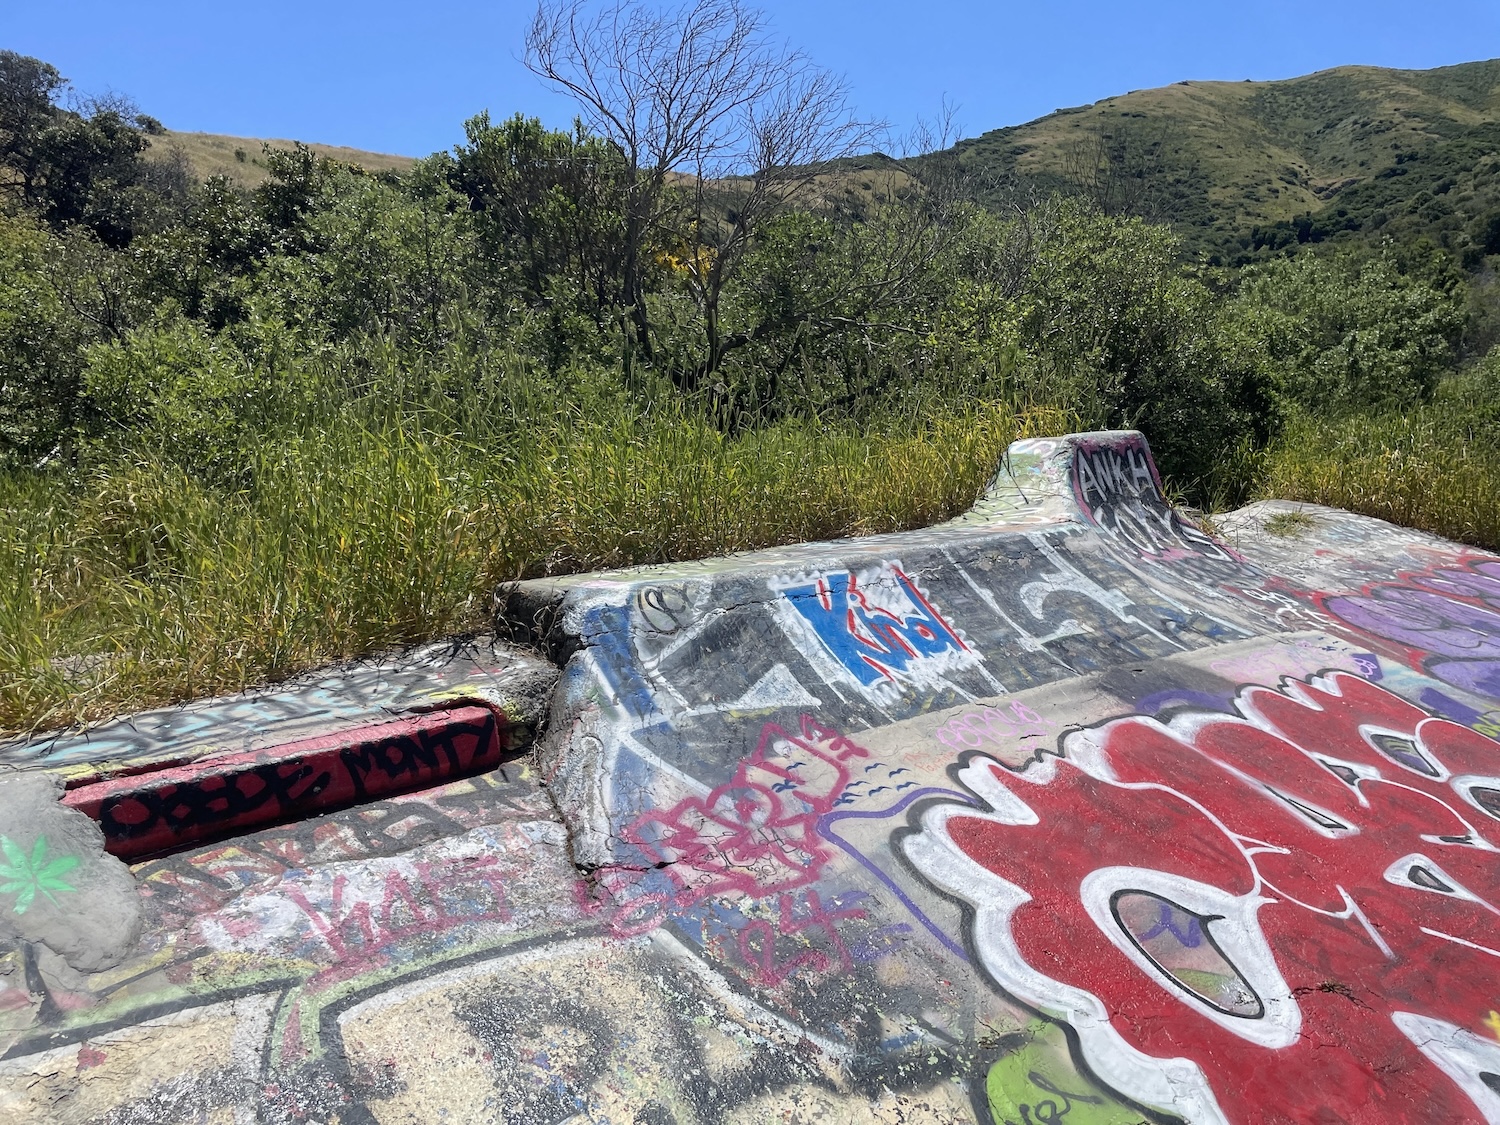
<box><xmin>1259</xmin><ymin>408</ymin><xmax>1500</xmax><ymax>550</ymax></box>
<box><xmin>147</xmin><ymin>130</ymin><xmax>417</xmax><ymax>188</ymax></box>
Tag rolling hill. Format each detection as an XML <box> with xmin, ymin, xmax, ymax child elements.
<box><xmin>138</xmin><ymin>59</ymin><xmax>1500</xmax><ymax>268</ymax></box>
<box><xmin>945</xmin><ymin>59</ymin><xmax>1500</xmax><ymax>264</ymax></box>
<box><xmin>145</xmin><ymin>129</ymin><xmax>417</xmax><ymax>189</ymax></box>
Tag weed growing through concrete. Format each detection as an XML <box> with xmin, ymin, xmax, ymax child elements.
<box><xmin>1264</xmin><ymin>511</ymin><xmax>1315</xmax><ymax>537</ymax></box>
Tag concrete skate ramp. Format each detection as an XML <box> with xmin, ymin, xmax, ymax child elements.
<box><xmin>506</xmin><ymin>429</ymin><xmax>1314</xmax><ymax>868</ymax></box>
<box><xmin>501</xmin><ymin>428</ymin><xmax>1500</xmax><ymax>1123</ymax></box>
<box><xmin>4</xmin><ymin>430</ymin><xmax>1500</xmax><ymax>1124</ymax></box>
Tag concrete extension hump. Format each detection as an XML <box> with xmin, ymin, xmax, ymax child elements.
<box><xmin>4</xmin><ymin>430</ymin><xmax>1500</xmax><ymax>1123</ymax></box>
<box><xmin>508</xmin><ymin>430</ymin><xmax>1280</xmax><ymax>870</ymax></box>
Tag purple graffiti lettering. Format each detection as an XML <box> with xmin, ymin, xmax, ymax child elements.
<box><xmin>1328</xmin><ymin>588</ymin><xmax>1500</xmax><ymax>661</ymax></box>
<box><xmin>1325</xmin><ymin>561</ymin><xmax>1500</xmax><ymax>705</ymax></box>
<box><xmin>1137</xmin><ymin>901</ymin><xmax>1205</xmax><ymax>949</ymax></box>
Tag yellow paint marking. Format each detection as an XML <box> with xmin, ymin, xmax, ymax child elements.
<box><xmin>1483</xmin><ymin>1010</ymin><xmax>1500</xmax><ymax>1040</ymax></box>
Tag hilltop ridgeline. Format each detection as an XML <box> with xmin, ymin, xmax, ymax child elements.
<box><xmin>156</xmin><ymin>59</ymin><xmax>1500</xmax><ymax>267</ymax></box>
<box><xmin>943</xmin><ymin>58</ymin><xmax>1500</xmax><ymax>264</ymax></box>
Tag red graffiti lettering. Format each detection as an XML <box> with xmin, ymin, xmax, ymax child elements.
<box><xmin>913</xmin><ymin>671</ymin><xmax>1500</xmax><ymax>1122</ymax></box>
<box><xmin>282</xmin><ymin>856</ymin><xmax>513</xmax><ymax>979</ymax></box>
<box><xmin>604</xmin><ymin>716</ymin><xmax>874</xmax><ymax>985</ymax></box>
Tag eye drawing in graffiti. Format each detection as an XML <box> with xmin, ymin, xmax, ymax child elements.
<box><xmin>771</xmin><ymin>563</ymin><xmax>983</xmax><ymax>698</ymax></box>
<box><xmin>0</xmin><ymin>835</ymin><xmax>79</xmax><ymax>915</ymax></box>
<box><xmin>1323</xmin><ymin>558</ymin><xmax>1500</xmax><ymax>704</ymax></box>
<box><xmin>905</xmin><ymin>670</ymin><xmax>1500</xmax><ymax>1124</ymax></box>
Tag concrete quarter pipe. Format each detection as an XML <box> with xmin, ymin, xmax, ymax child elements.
<box><xmin>3</xmin><ymin>430</ymin><xmax>1500</xmax><ymax>1123</ymax></box>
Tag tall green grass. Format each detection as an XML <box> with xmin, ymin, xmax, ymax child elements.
<box><xmin>18</xmin><ymin>332</ymin><xmax>1494</xmax><ymax>745</ymax></box>
<box><xmin>1259</xmin><ymin>404</ymin><xmax>1500</xmax><ymax>550</ymax></box>
<box><xmin>0</xmin><ymin>383</ymin><xmax>1067</xmax><ymax>738</ymax></box>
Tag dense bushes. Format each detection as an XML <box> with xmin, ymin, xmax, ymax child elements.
<box><xmin>0</xmin><ymin>75</ymin><xmax>1473</xmax><ymax>496</ymax></box>
<box><xmin>1229</xmin><ymin>251</ymin><xmax>1466</xmax><ymax>416</ymax></box>
<box><xmin>0</xmin><ymin>212</ymin><xmax>88</xmax><ymax>463</ymax></box>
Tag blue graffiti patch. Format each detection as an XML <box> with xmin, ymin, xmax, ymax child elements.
<box><xmin>582</xmin><ymin>603</ymin><xmax>658</xmax><ymax>717</ymax></box>
<box><xmin>778</xmin><ymin>566</ymin><xmax>971</xmax><ymax>687</ymax></box>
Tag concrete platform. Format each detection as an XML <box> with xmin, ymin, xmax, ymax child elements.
<box><xmin>3</xmin><ymin>431</ymin><xmax>1499</xmax><ymax>1123</ymax></box>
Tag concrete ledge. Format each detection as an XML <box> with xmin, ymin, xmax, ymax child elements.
<box><xmin>59</xmin><ymin>703</ymin><xmax>524</xmax><ymax>860</ymax></box>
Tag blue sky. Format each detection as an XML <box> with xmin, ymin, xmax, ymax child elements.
<box><xmin>9</xmin><ymin>1</ymin><xmax>1500</xmax><ymax>157</ymax></box>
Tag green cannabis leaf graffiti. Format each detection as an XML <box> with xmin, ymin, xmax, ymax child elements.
<box><xmin>0</xmin><ymin>835</ymin><xmax>80</xmax><ymax>915</ymax></box>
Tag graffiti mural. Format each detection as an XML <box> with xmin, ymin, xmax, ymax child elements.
<box><xmin>611</xmin><ymin>716</ymin><xmax>865</xmax><ymax>922</ymax></box>
<box><xmin>1324</xmin><ymin>559</ymin><xmax>1500</xmax><ymax>704</ymax></box>
<box><xmin>545</xmin><ymin>514</ymin><xmax>1259</xmax><ymax>875</ymax></box>
<box><xmin>13</xmin><ymin>430</ymin><xmax>1500</xmax><ymax>1122</ymax></box>
<box><xmin>1070</xmin><ymin>437</ymin><xmax>1246</xmax><ymax>585</ymax></box>
<box><xmin>907</xmin><ymin>670</ymin><xmax>1500</xmax><ymax>1123</ymax></box>
<box><xmin>595</xmin><ymin>715</ymin><xmax>917</xmax><ymax>992</ymax></box>
<box><xmin>0</xmin><ymin>761</ymin><xmax>1017</xmax><ymax>1123</ymax></box>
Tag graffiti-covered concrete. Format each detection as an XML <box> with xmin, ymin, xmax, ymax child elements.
<box><xmin>0</xmin><ymin>774</ymin><xmax>140</xmax><ymax>973</ymax></box>
<box><xmin>4</xmin><ymin>430</ymin><xmax>1500</xmax><ymax>1123</ymax></box>
<box><xmin>516</xmin><ymin>432</ymin><xmax>1284</xmax><ymax>870</ymax></box>
<box><xmin>60</xmin><ymin>704</ymin><xmax>523</xmax><ymax>860</ymax></box>
<box><xmin>0</xmin><ymin>635</ymin><xmax>557</xmax><ymax>783</ymax></box>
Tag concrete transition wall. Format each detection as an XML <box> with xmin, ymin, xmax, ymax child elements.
<box><xmin>3</xmin><ymin>430</ymin><xmax>1500</xmax><ymax>1124</ymax></box>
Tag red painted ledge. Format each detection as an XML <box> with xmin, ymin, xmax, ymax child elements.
<box><xmin>62</xmin><ymin>704</ymin><xmax>515</xmax><ymax>860</ymax></box>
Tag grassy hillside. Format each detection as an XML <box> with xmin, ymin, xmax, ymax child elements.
<box><xmin>146</xmin><ymin>129</ymin><xmax>417</xmax><ymax>188</ymax></box>
<box><xmin>142</xmin><ymin>60</ymin><xmax>1500</xmax><ymax>262</ymax></box>
<box><xmin>948</xmin><ymin>59</ymin><xmax>1500</xmax><ymax>264</ymax></box>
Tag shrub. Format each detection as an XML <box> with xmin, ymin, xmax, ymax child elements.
<box><xmin>1230</xmin><ymin>250</ymin><xmax>1465</xmax><ymax>416</ymax></box>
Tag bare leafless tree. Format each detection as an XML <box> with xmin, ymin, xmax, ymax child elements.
<box><xmin>1059</xmin><ymin>121</ymin><xmax>1180</xmax><ymax>221</ymax></box>
<box><xmin>526</xmin><ymin>0</ymin><xmax>878</xmax><ymax>388</ymax></box>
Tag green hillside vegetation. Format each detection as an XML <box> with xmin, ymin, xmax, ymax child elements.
<box><xmin>949</xmin><ymin>59</ymin><xmax>1500</xmax><ymax>265</ymax></box>
<box><xmin>146</xmin><ymin>130</ymin><xmax>417</xmax><ymax>189</ymax></box>
<box><xmin>1</xmin><ymin>42</ymin><xmax>1498</xmax><ymax>737</ymax></box>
